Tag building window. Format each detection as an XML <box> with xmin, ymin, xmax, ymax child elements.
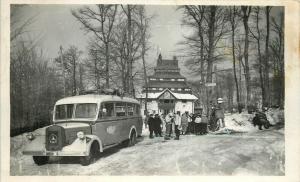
<box><xmin>178</xmin><ymin>79</ymin><xmax>184</xmax><ymax>81</ymax></box>
<box><xmin>150</xmin><ymin>78</ymin><xmax>156</xmax><ymax>81</ymax></box>
<box><xmin>171</xmin><ymin>79</ymin><xmax>175</xmax><ymax>81</ymax></box>
<box><xmin>171</xmin><ymin>88</ymin><xmax>175</xmax><ymax>91</ymax></box>
<box><xmin>159</xmin><ymin>78</ymin><xmax>164</xmax><ymax>81</ymax></box>
<box><xmin>153</xmin><ymin>88</ymin><xmax>157</xmax><ymax>90</ymax></box>
<box><xmin>178</xmin><ymin>88</ymin><xmax>182</xmax><ymax>91</ymax></box>
<box><xmin>159</xmin><ymin>88</ymin><xmax>163</xmax><ymax>91</ymax></box>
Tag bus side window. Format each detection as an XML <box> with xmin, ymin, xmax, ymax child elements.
<box><xmin>115</xmin><ymin>102</ymin><xmax>126</xmax><ymax>117</ymax></box>
<box><xmin>99</xmin><ymin>102</ymin><xmax>114</xmax><ymax>118</ymax></box>
<box><xmin>127</xmin><ymin>103</ymin><xmax>134</xmax><ymax>116</ymax></box>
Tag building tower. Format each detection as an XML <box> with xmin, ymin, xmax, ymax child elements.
<box><xmin>139</xmin><ymin>54</ymin><xmax>198</xmax><ymax>115</ymax></box>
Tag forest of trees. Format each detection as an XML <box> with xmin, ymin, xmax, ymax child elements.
<box><xmin>10</xmin><ymin>5</ymin><xmax>284</xmax><ymax>136</ymax></box>
<box><xmin>10</xmin><ymin>5</ymin><xmax>153</xmax><ymax>136</ymax></box>
<box><xmin>179</xmin><ymin>6</ymin><xmax>284</xmax><ymax>113</ymax></box>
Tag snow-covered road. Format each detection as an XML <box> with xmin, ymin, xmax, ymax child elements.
<box><xmin>10</xmin><ymin>128</ymin><xmax>284</xmax><ymax>176</ymax></box>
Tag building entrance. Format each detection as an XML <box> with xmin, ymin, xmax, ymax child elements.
<box><xmin>158</xmin><ymin>99</ymin><xmax>175</xmax><ymax>114</ymax></box>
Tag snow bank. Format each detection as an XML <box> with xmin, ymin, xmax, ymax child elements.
<box><xmin>223</xmin><ymin>108</ymin><xmax>284</xmax><ymax>133</ymax></box>
<box><xmin>10</xmin><ymin>127</ymin><xmax>46</xmax><ymax>157</ymax></box>
<box><xmin>265</xmin><ymin>108</ymin><xmax>284</xmax><ymax>125</ymax></box>
<box><xmin>224</xmin><ymin>112</ymin><xmax>257</xmax><ymax>132</ymax></box>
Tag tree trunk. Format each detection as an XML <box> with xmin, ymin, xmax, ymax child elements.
<box><xmin>255</xmin><ymin>8</ymin><xmax>265</xmax><ymax>109</ymax></box>
<box><xmin>206</xmin><ymin>6</ymin><xmax>216</xmax><ymax>107</ymax></box>
<box><xmin>72</xmin><ymin>55</ymin><xmax>76</xmax><ymax>96</ymax></box>
<box><xmin>264</xmin><ymin>6</ymin><xmax>271</xmax><ymax>107</ymax></box>
<box><xmin>230</xmin><ymin>7</ymin><xmax>241</xmax><ymax>113</ymax></box>
<box><xmin>242</xmin><ymin>6</ymin><xmax>251</xmax><ymax>110</ymax></box>
<box><xmin>105</xmin><ymin>43</ymin><xmax>110</xmax><ymax>88</ymax></box>
<box><xmin>206</xmin><ymin>6</ymin><xmax>216</xmax><ymax>84</ymax></box>
<box><xmin>127</xmin><ymin>5</ymin><xmax>133</xmax><ymax>96</ymax></box>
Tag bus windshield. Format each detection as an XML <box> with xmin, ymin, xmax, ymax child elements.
<box><xmin>55</xmin><ymin>104</ymin><xmax>74</xmax><ymax>120</ymax></box>
<box><xmin>75</xmin><ymin>103</ymin><xmax>97</xmax><ymax>119</ymax></box>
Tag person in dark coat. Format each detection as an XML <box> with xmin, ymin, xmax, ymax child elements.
<box><xmin>194</xmin><ymin>114</ymin><xmax>202</xmax><ymax>135</ymax></box>
<box><xmin>199</xmin><ymin>114</ymin><xmax>208</xmax><ymax>135</ymax></box>
<box><xmin>154</xmin><ymin>114</ymin><xmax>163</xmax><ymax>137</ymax></box>
<box><xmin>252</xmin><ymin>109</ymin><xmax>271</xmax><ymax>130</ymax></box>
<box><xmin>148</xmin><ymin>114</ymin><xmax>155</xmax><ymax>138</ymax></box>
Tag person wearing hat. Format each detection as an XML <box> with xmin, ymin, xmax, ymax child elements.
<box><xmin>215</xmin><ymin>98</ymin><xmax>225</xmax><ymax>128</ymax></box>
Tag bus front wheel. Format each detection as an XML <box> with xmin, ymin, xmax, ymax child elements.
<box><xmin>80</xmin><ymin>142</ymin><xmax>99</xmax><ymax>166</ymax></box>
<box><xmin>33</xmin><ymin>156</ymin><xmax>49</xmax><ymax>166</ymax></box>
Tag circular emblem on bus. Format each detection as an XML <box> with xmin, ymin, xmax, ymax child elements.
<box><xmin>49</xmin><ymin>134</ymin><xmax>58</xmax><ymax>144</ymax></box>
<box><xmin>106</xmin><ymin>126</ymin><xmax>116</xmax><ymax>134</ymax></box>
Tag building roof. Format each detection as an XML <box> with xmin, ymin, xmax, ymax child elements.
<box><xmin>147</xmin><ymin>81</ymin><xmax>189</xmax><ymax>88</ymax></box>
<box><xmin>150</xmin><ymin>71</ymin><xmax>185</xmax><ymax>79</ymax></box>
<box><xmin>137</xmin><ymin>89</ymin><xmax>198</xmax><ymax>100</ymax></box>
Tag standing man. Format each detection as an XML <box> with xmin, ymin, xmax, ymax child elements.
<box><xmin>174</xmin><ymin>111</ymin><xmax>182</xmax><ymax>140</ymax></box>
<box><xmin>148</xmin><ymin>114</ymin><xmax>155</xmax><ymax>138</ymax></box>
<box><xmin>181</xmin><ymin>111</ymin><xmax>189</xmax><ymax>135</ymax></box>
<box><xmin>154</xmin><ymin>114</ymin><xmax>163</xmax><ymax>137</ymax></box>
<box><xmin>215</xmin><ymin>98</ymin><xmax>225</xmax><ymax>128</ymax></box>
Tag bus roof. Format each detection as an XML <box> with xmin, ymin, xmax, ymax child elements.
<box><xmin>55</xmin><ymin>94</ymin><xmax>140</xmax><ymax>105</ymax></box>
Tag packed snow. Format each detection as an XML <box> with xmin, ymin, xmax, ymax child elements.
<box><xmin>10</xmin><ymin>111</ymin><xmax>284</xmax><ymax>176</ymax></box>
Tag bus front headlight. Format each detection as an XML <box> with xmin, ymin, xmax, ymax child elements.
<box><xmin>77</xmin><ymin>131</ymin><xmax>85</xmax><ymax>140</ymax></box>
<box><xmin>26</xmin><ymin>133</ymin><xmax>35</xmax><ymax>141</ymax></box>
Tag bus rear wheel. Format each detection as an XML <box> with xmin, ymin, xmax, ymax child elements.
<box><xmin>129</xmin><ymin>131</ymin><xmax>137</xmax><ymax>146</ymax></box>
<box><xmin>123</xmin><ymin>131</ymin><xmax>137</xmax><ymax>147</ymax></box>
<box><xmin>33</xmin><ymin>156</ymin><xmax>49</xmax><ymax>166</ymax></box>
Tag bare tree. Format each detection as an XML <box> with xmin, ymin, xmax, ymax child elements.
<box><xmin>10</xmin><ymin>5</ymin><xmax>36</xmax><ymax>44</ymax></box>
<box><xmin>249</xmin><ymin>7</ymin><xmax>265</xmax><ymax>109</ymax></box>
<box><xmin>270</xmin><ymin>11</ymin><xmax>284</xmax><ymax>108</ymax></box>
<box><xmin>241</xmin><ymin>6</ymin><xmax>252</xmax><ymax>109</ymax></box>
<box><xmin>228</xmin><ymin>6</ymin><xmax>242</xmax><ymax>112</ymax></box>
<box><xmin>264</xmin><ymin>6</ymin><xmax>272</xmax><ymax>106</ymax></box>
<box><xmin>55</xmin><ymin>46</ymin><xmax>82</xmax><ymax>96</ymax></box>
<box><xmin>72</xmin><ymin>5</ymin><xmax>118</xmax><ymax>88</ymax></box>
<box><xmin>136</xmin><ymin>6</ymin><xmax>152</xmax><ymax>112</ymax></box>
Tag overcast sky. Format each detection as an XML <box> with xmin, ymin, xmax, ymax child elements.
<box><xmin>15</xmin><ymin>5</ymin><xmax>183</xmax><ymax>62</ymax></box>
<box><xmin>14</xmin><ymin>5</ymin><xmax>283</xmax><ymax>81</ymax></box>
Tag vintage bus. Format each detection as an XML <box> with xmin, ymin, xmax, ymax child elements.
<box><xmin>23</xmin><ymin>94</ymin><xmax>143</xmax><ymax>166</ymax></box>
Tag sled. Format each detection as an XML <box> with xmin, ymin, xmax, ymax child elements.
<box><xmin>208</xmin><ymin>128</ymin><xmax>247</xmax><ymax>135</ymax></box>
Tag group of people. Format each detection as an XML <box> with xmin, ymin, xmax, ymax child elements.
<box><xmin>145</xmin><ymin>98</ymin><xmax>226</xmax><ymax>140</ymax></box>
<box><xmin>146</xmin><ymin>111</ymin><xmax>211</xmax><ymax>140</ymax></box>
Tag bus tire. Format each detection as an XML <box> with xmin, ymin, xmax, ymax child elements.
<box><xmin>80</xmin><ymin>142</ymin><xmax>99</xmax><ymax>166</ymax></box>
<box><xmin>129</xmin><ymin>130</ymin><xmax>137</xmax><ymax>146</ymax></box>
<box><xmin>33</xmin><ymin>156</ymin><xmax>49</xmax><ymax>166</ymax></box>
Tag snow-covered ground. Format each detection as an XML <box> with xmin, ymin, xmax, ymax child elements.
<box><xmin>10</xmin><ymin>111</ymin><xmax>284</xmax><ymax>176</ymax></box>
